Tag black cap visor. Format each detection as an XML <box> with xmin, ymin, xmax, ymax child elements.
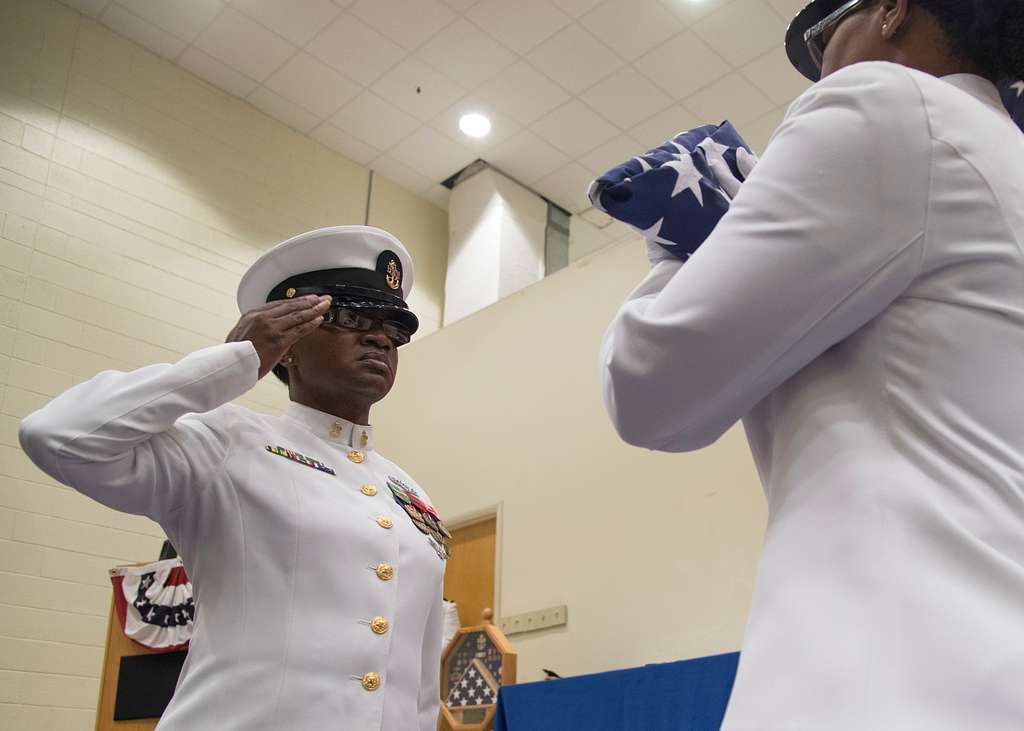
<box><xmin>785</xmin><ymin>0</ymin><xmax>846</xmax><ymax>82</ymax></box>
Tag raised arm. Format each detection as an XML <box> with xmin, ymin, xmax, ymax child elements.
<box><xmin>602</xmin><ymin>62</ymin><xmax>931</xmax><ymax>452</ymax></box>
<box><xmin>18</xmin><ymin>342</ymin><xmax>259</xmax><ymax>521</ymax></box>
<box><xmin>18</xmin><ymin>294</ymin><xmax>331</xmax><ymax>522</ymax></box>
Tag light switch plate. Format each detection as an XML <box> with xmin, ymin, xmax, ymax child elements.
<box><xmin>499</xmin><ymin>605</ymin><xmax>567</xmax><ymax>636</ymax></box>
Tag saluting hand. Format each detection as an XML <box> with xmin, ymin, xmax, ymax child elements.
<box><xmin>226</xmin><ymin>295</ymin><xmax>332</xmax><ymax>379</ymax></box>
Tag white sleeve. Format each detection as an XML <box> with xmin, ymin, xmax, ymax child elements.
<box><xmin>418</xmin><ymin>586</ymin><xmax>444</xmax><ymax>731</ymax></box>
<box><xmin>601</xmin><ymin>62</ymin><xmax>932</xmax><ymax>452</ymax></box>
<box><xmin>18</xmin><ymin>341</ymin><xmax>260</xmax><ymax>522</ymax></box>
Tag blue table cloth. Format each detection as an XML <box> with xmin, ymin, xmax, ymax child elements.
<box><xmin>494</xmin><ymin>652</ymin><xmax>739</xmax><ymax>731</ymax></box>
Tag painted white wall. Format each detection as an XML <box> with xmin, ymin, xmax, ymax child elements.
<box><xmin>0</xmin><ymin>2</ymin><xmax>447</xmax><ymax>728</ymax></box>
<box><xmin>445</xmin><ymin>168</ymin><xmax>546</xmax><ymax>324</ymax></box>
<box><xmin>375</xmin><ymin>238</ymin><xmax>768</xmax><ymax>684</ymax></box>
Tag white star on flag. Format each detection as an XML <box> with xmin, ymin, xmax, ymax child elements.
<box><xmin>663</xmin><ymin>156</ymin><xmax>704</xmax><ymax>205</ymax></box>
<box><xmin>1012</xmin><ymin>81</ymin><xmax>1024</xmax><ymax>98</ymax></box>
<box><xmin>632</xmin><ymin>156</ymin><xmax>652</xmax><ymax>172</ymax></box>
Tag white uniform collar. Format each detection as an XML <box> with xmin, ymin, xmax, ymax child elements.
<box><xmin>941</xmin><ymin>73</ymin><xmax>1004</xmax><ymax>113</ymax></box>
<box><xmin>285</xmin><ymin>401</ymin><xmax>375</xmax><ymax>451</ymax></box>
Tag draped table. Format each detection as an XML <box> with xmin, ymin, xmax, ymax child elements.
<box><xmin>494</xmin><ymin>652</ymin><xmax>739</xmax><ymax>731</ymax></box>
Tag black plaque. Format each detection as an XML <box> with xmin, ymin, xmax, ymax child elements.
<box><xmin>113</xmin><ymin>651</ymin><xmax>186</xmax><ymax>720</ymax></box>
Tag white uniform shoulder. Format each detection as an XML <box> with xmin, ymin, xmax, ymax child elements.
<box><xmin>780</xmin><ymin>61</ymin><xmax>930</xmax><ymax>147</ymax></box>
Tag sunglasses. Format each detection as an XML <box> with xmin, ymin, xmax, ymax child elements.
<box><xmin>322</xmin><ymin>306</ymin><xmax>412</xmax><ymax>346</ymax></box>
<box><xmin>804</xmin><ymin>0</ymin><xmax>866</xmax><ymax>73</ymax></box>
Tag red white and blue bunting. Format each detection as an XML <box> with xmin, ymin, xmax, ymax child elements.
<box><xmin>109</xmin><ymin>558</ymin><xmax>194</xmax><ymax>651</ymax></box>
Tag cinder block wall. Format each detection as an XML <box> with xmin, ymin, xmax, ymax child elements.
<box><xmin>0</xmin><ymin>2</ymin><xmax>447</xmax><ymax>728</ymax></box>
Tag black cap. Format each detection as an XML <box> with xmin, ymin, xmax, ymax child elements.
<box><xmin>785</xmin><ymin>0</ymin><xmax>847</xmax><ymax>82</ymax></box>
<box><xmin>268</xmin><ymin>265</ymin><xmax>419</xmax><ymax>335</ymax></box>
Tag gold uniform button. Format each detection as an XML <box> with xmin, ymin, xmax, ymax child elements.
<box><xmin>361</xmin><ymin>672</ymin><xmax>381</xmax><ymax>691</ymax></box>
<box><xmin>376</xmin><ymin>516</ymin><xmax>393</xmax><ymax>529</ymax></box>
<box><xmin>347</xmin><ymin>450</ymin><xmax>365</xmax><ymax>464</ymax></box>
<box><xmin>370</xmin><ymin>616</ymin><xmax>390</xmax><ymax>635</ymax></box>
<box><xmin>361</xmin><ymin>484</ymin><xmax>378</xmax><ymax>497</ymax></box>
<box><xmin>375</xmin><ymin>563</ymin><xmax>394</xmax><ymax>581</ymax></box>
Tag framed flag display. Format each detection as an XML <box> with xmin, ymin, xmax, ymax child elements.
<box><xmin>441</xmin><ymin>609</ymin><xmax>517</xmax><ymax>731</ymax></box>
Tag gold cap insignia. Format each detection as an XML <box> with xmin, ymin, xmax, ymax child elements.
<box><xmin>385</xmin><ymin>259</ymin><xmax>400</xmax><ymax>290</ymax></box>
<box><xmin>377</xmin><ymin>250</ymin><xmax>403</xmax><ymax>292</ymax></box>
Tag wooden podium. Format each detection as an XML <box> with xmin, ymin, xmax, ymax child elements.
<box><xmin>95</xmin><ymin>594</ymin><xmax>165</xmax><ymax>731</ymax></box>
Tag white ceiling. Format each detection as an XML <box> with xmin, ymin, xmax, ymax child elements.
<box><xmin>59</xmin><ymin>0</ymin><xmax>813</xmax><ymax>214</ymax></box>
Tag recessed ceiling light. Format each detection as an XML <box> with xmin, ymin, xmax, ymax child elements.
<box><xmin>459</xmin><ymin>113</ymin><xmax>491</xmax><ymax>138</ymax></box>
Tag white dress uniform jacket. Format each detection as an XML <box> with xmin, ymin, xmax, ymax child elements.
<box><xmin>19</xmin><ymin>340</ymin><xmax>444</xmax><ymax>731</ymax></box>
<box><xmin>602</xmin><ymin>62</ymin><xmax>1024</xmax><ymax>730</ymax></box>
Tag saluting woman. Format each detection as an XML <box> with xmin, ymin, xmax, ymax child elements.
<box><xmin>21</xmin><ymin>227</ymin><xmax>449</xmax><ymax>730</ymax></box>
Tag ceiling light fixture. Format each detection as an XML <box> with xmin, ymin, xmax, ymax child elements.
<box><xmin>458</xmin><ymin>113</ymin><xmax>492</xmax><ymax>138</ymax></box>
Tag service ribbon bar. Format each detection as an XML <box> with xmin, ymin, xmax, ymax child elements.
<box><xmin>266</xmin><ymin>446</ymin><xmax>336</xmax><ymax>475</ymax></box>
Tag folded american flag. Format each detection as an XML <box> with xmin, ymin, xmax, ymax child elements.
<box><xmin>1000</xmin><ymin>79</ymin><xmax>1024</xmax><ymax>132</ymax></box>
<box><xmin>587</xmin><ymin>121</ymin><xmax>755</xmax><ymax>260</ymax></box>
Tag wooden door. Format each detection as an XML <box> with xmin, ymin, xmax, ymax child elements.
<box><xmin>443</xmin><ymin>517</ymin><xmax>496</xmax><ymax>628</ymax></box>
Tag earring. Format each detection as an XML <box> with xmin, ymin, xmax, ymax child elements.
<box><xmin>882</xmin><ymin>23</ymin><xmax>889</xmax><ymax>32</ymax></box>
<box><xmin>281</xmin><ymin>355</ymin><xmax>296</xmax><ymax>366</ymax></box>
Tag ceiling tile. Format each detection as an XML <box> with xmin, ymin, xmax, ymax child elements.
<box><xmin>416</xmin><ymin>19</ymin><xmax>516</xmax><ymax>89</ymax></box>
<box><xmin>231</xmin><ymin>0</ymin><xmax>341</xmax><ymax>46</ymax></box>
<box><xmin>373</xmin><ymin>56</ymin><xmax>465</xmax><ymax>122</ymax></box>
<box><xmin>580</xmin><ymin>0</ymin><xmax>682</xmax><ymax>61</ymax></box>
<box><xmin>430</xmin><ymin>96</ymin><xmax>522</xmax><ymax>151</ymax></box>
<box><xmin>247</xmin><ymin>87</ymin><xmax>321</xmax><ymax>133</ymax></box>
<box><xmin>420</xmin><ymin>184</ymin><xmax>451</xmax><ymax>211</ymax></box>
<box><xmin>330</xmin><ymin>91</ymin><xmax>420</xmax><ymax>150</ymax></box>
<box><xmin>765</xmin><ymin>0</ymin><xmax>806</xmax><ymax>22</ymax></box>
<box><xmin>682</xmin><ymin>71</ymin><xmax>775</xmax><ymax>127</ymax></box>
<box><xmin>578</xmin><ymin>133</ymin><xmax>646</xmax><ymax>176</ymax></box>
<box><xmin>389</xmin><ymin>126</ymin><xmax>476</xmax><ymax>181</ymax></box>
<box><xmin>370</xmin><ymin>154</ymin><xmax>434</xmax><ymax>195</ymax></box>
<box><xmin>111</xmin><ymin>0</ymin><xmax>223</xmax><ymax>41</ymax></box>
<box><xmin>195</xmin><ymin>7</ymin><xmax>296</xmax><ymax>81</ymax></box>
<box><xmin>740</xmin><ymin>105</ymin><xmax>787</xmax><ymax>155</ymax></box>
<box><xmin>485</xmin><ymin>129</ymin><xmax>571</xmax><ymax>184</ymax></box>
<box><xmin>61</xmin><ymin>0</ymin><xmax>111</xmax><ymax>19</ymax></box>
<box><xmin>740</xmin><ymin>45</ymin><xmax>810</xmax><ymax>105</ymax></box>
<box><xmin>476</xmin><ymin>60</ymin><xmax>570</xmax><ymax>125</ymax></box>
<box><xmin>466</xmin><ymin>0</ymin><xmax>571</xmax><ymax>55</ymax></box>
<box><xmin>628</xmin><ymin>103</ymin><xmax>701</xmax><ymax>150</ymax></box>
<box><xmin>526</xmin><ymin>23</ymin><xmax>623</xmax><ymax>95</ymax></box>
<box><xmin>350</xmin><ymin>0</ymin><xmax>457</xmax><ymax>50</ymax></box>
<box><xmin>307</xmin><ymin>12</ymin><xmax>406</xmax><ymax>86</ymax></box>
<box><xmin>179</xmin><ymin>46</ymin><xmax>259</xmax><ymax>97</ymax></box>
<box><xmin>310</xmin><ymin>122</ymin><xmax>381</xmax><ymax>165</ymax></box>
<box><xmin>100</xmin><ymin>5</ymin><xmax>187</xmax><ymax>59</ymax></box>
<box><xmin>634</xmin><ymin>30</ymin><xmax>731</xmax><ymax>99</ymax></box>
<box><xmin>550</xmin><ymin>0</ymin><xmax>603</xmax><ymax>18</ymax></box>
<box><xmin>579</xmin><ymin>65</ymin><xmax>672</xmax><ymax>130</ymax></box>
<box><xmin>265</xmin><ymin>52</ymin><xmax>361</xmax><ymax>118</ymax></box>
<box><xmin>692</xmin><ymin>0</ymin><xmax>787</xmax><ymax>67</ymax></box>
<box><xmin>532</xmin><ymin>99</ymin><xmax>619</xmax><ymax>157</ymax></box>
<box><xmin>534</xmin><ymin>161</ymin><xmax>595</xmax><ymax>213</ymax></box>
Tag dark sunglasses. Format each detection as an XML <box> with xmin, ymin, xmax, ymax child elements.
<box><xmin>323</xmin><ymin>306</ymin><xmax>412</xmax><ymax>346</ymax></box>
<box><xmin>804</xmin><ymin>0</ymin><xmax>866</xmax><ymax>73</ymax></box>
